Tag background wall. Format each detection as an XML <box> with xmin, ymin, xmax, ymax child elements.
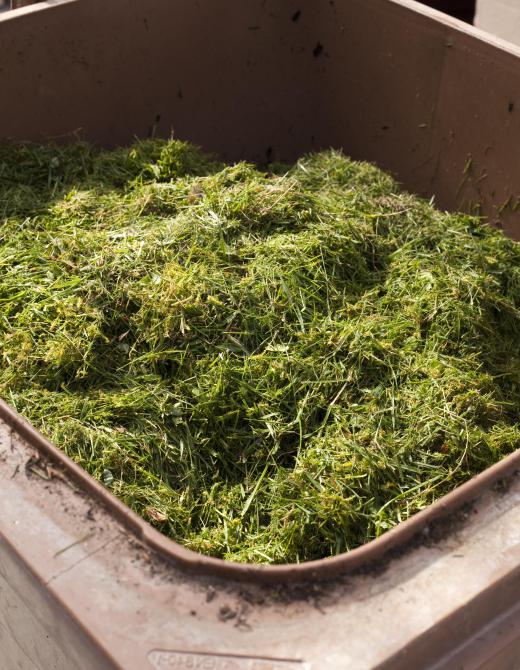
<box><xmin>420</xmin><ymin>0</ymin><xmax>475</xmax><ymax>23</ymax></box>
<box><xmin>475</xmin><ymin>0</ymin><xmax>520</xmax><ymax>45</ymax></box>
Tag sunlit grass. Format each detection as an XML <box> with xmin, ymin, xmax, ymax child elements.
<box><xmin>1</xmin><ymin>138</ymin><xmax>520</xmax><ymax>563</ymax></box>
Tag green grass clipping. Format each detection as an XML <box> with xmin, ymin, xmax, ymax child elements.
<box><xmin>1</xmin><ymin>139</ymin><xmax>520</xmax><ymax>563</ymax></box>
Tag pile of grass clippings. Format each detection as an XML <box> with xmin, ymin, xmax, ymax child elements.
<box><xmin>1</xmin><ymin>139</ymin><xmax>520</xmax><ymax>564</ymax></box>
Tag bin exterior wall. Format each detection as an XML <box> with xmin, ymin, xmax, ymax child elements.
<box><xmin>0</xmin><ymin>537</ymin><xmax>116</xmax><ymax>670</ymax></box>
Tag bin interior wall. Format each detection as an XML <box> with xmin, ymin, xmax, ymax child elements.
<box><xmin>1</xmin><ymin>0</ymin><xmax>520</xmax><ymax>236</ymax></box>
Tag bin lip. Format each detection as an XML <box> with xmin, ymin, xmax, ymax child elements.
<box><xmin>389</xmin><ymin>0</ymin><xmax>520</xmax><ymax>59</ymax></box>
<box><xmin>0</xmin><ymin>0</ymin><xmax>72</xmax><ymax>19</ymax></box>
<box><xmin>3</xmin><ymin>0</ymin><xmax>520</xmax><ymax>64</ymax></box>
<box><xmin>2</xmin><ymin>396</ymin><xmax>519</xmax><ymax>584</ymax></box>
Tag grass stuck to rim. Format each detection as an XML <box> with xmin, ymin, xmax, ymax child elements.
<box><xmin>1</xmin><ymin>139</ymin><xmax>520</xmax><ymax>564</ymax></box>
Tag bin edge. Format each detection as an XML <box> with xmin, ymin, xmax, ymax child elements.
<box><xmin>1</xmin><ymin>398</ymin><xmax>519</xmax><ymax>584</ymax></box>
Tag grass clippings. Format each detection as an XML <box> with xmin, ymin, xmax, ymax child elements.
<box><xmin>1</xmin><ymin>139</ymin><xmax>520</xmax><ymax>563</ymax></box>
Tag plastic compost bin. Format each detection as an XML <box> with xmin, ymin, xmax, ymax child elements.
<box><xmin>3</xmin><ymin>1</ymin><xmax>520</xmax><ymax>669</ymax></box>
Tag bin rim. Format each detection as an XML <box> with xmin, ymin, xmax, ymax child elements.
<box><xmin>5</xmin><ymin>0</ymin><xmax>520</xmax><ymax>64</ymax></box>
<box><xmin>2</xmin><ymin>397</ymin><xmax>519</xmax><ymax>584</ymax></box>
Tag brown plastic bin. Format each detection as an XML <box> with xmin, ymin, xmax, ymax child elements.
<box><xmin>2</xmin><ymin>1</ymin><xmax>520</xmax><ymax>668</ymax></box>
